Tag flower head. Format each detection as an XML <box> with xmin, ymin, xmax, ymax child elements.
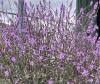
<box><xmin>59</xmin><ymin>52</ymin><xmax>65</xmax><ymax>60</ymax></box>
<box><xmin>48</xmin><ymin>79</ymin><xmax>53</xmax><ymax>84</ymax></box>
<box><xmin>29</xmin><ymin>61</ymin><xmax>34</xmax><ymax>66</ymax></box>
<box><xmin>4</xmin><ymin>70</ymin><xmax>10</xmax><ymax>77</ymax></box>
<box><xmin>82</xmin><ymin>69</ymin><xmax>89</xmax><ymax>77</ymax></box>
<box><xmin>11</xmin><ymin>56</ymin><xmax>16</xmax><ymax>62</ymax></box>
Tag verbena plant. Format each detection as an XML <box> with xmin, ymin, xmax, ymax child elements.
<box><xmin>0</xmin><ymin>0</ymin><xmax>100</xmax><ymax>84</ymax></box>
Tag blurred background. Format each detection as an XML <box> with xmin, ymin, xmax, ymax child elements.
<box><xmin>0</xmin><ymin>0</ymin><xmax>76</xmax><ymax>24</ymax></box>
<box><xmin>0</xmin><ymin>0</ymin><xmax>97</xmax><ymax>30</ymax></box>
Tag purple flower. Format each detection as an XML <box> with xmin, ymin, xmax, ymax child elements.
<box><xmin>89</xmin><ymin>64</ymin><xmax>94</xmax><ymax>71</ymax></box>
<box><xmin>59</xmin><ymin>52</ymin><xmax>65</xmax><ymax>60</ymax></box>
<box><xmin>29</xmin><ymin>61</ymin><xmax>34</xmax><ymax>66</ymax></box>
<box><xmin>82</xmin><ymin>69</ymin><xmax>89</xmax><ymax>77</ymax></box>
<box><xmin>38</xmin><ymin>56</ymin><xmax>44</xmax><ymax>61</ymax></box>
<box><xmin>4</xmin><ymin>70</ymin><xmax>10</xmax><ymax>77</ymax></box>
<box><xmin>67</xmin><ymin>80</ymin><xmax>74</xmax><ymax>84</ymax></box>
<box><xmin>39</xmin><ymin>46</ymin><xmax>44</xmax><ymax>51</ymax></box>
<box><xmin>39</xmin><ymin>45</ymin><xmax>46</xmax><ymax>51</ymax></box>
<box><xmin>60</xmin><ymin>3</ymin><xmax>65</xmax><ymax>17</ymax></box>
<box><xmin>29</xmin><ymin>37</ymin><xmax>36</xmax><ymax>45</ymax></box>
<box><xmin>76</xmin><ymin>65</ymin><xmax>81</xmax><ymax>72</ymax></box>
<box><xmin>48</xmin><ymin>79</ymin><xmax>53</xmax><ymax>84</ymax></box>
<box><xmin>93</xmin><ymin>2</ymin><xmax>98</xmax><ymax>10</ymax></box>
<box><xmin>14</xmin><ymin>79</ymin><xmax>19</xmax><ymax>84</ymax></box>
<box><xmin>11</xmin><ymin>56</ymin><xmax>16</xmax><ymax>62</ymax></box>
